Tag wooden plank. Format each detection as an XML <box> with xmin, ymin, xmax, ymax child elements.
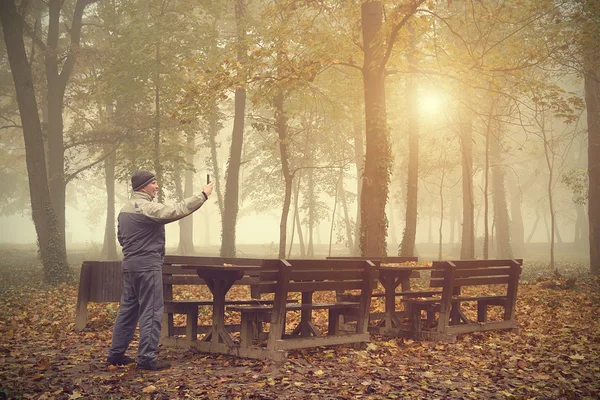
<box><xmin>272</xmin><ymin>332</ymin><xmax>370</xmax><ymax>351</ymax></box>
<box><xmin>433</xmin><ymin>259</ymin><xmax>522</xmax><ymax>269</ymax></box>
<box><xmin>431</xmin><ymin>266</ymin><xmax>512</xmax><ymax>279</ymax></box>
<box><xmin>163</xmin><ymin>255</ymin><xmax>268</xmax><ymax>266</ymax></box>
<box><xmin>327</xmin><ymin>256</ymin><xmax>418</xmax><ymax>263</ymax></box>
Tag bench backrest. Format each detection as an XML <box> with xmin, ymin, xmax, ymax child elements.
<box><xmin>162</xmin><ymin>256</ymin><xmax>268</xmax><ymax>300</ymax></box>
<box><xmin>254</xmin><ymin>259</ymin><xmax>379</xmax><ymax>295</ymax></box>
<box><xmin>79</xmin><ymin>261</ymin><xmax>123</xmax><ymax>303</ymax></box>
<box><xmin>430</xmin><ymin>259</ymin><xmax>523</xmax><ymax>292</ymax></box>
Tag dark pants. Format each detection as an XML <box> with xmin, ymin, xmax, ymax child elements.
<box><xmin>108</xmin><ymin>270</ymin><xmax>164</xmax><ymax>364</ymax></box>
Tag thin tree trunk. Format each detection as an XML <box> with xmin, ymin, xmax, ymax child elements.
<box><xmin>208</xmin><ymin>103</ymin><xmax>224</xmax><ymax>217</ymax></box>
<box><xmin>507</xmin><ymin>173</ymin><xmax>525</xmax><ymax>249</ymax></box>
<box><xmin>178</xmin><ymin>132</ymin><xmax>195</xmax><ymax>255</ymax></box>
<box><xmin>352</xmin><ymin>119</ymin><xmax>364</xmax><ymax>256</ymax></box>
<box><xmin>527</xmin><ymin>211</ymin><xmax>540</xmax><ymax>243</ymax></box>
<box><xmin>491</xmin><ymin>129</ymin><xmax>513</xmax><ymax>259</ymax></box>
<box><xmin>329</xmin><ymin>170</ymin><xmax>343</xmax><ymax>257</ymax></box>
<box><xmin>101</xmin><ymin>105</ymin><xmax>118</xmax><ymax>260</ymax></box>
<box><xmin>399</xmin><ymin>22</ymin><xmax>418</xmax><ymax>258</ymax></box>
<box><xmin>449</xmin><ymin>194</ymin><xmax>457</xmax><ymax>245</ymax></box>
<box><xmin>221</xmin><ymin>0</ymin><xmax>247</xmax><ymax>257</ymax></box>
<box><xmin>339</xmin><ymin>173</ymin><xmax>354</xmax><ymax>252</ymax></box>
<box><xmin>438</xmin><ymin>168</ymin><xmax>445</xmax><ymax>260</ymax></box>
<box><xmin>459</xmin><ymin>103</ymin><xmax>475</xmax><ymax>260</ymax></box>
<box><xmin>275</xmin><ymin>92</ymin><xmax>292</xmax><ymax>259</ymax></box>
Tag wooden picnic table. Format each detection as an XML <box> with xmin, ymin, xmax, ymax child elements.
<box><xmin>178</xmin><ymin>263</ymin><xmax>263</xmax><ymax>354</ymax></box>
<box><xmin>372</xmin><ymin>264</ymin><xmax>433</xmax><ymax>335</ymax></box>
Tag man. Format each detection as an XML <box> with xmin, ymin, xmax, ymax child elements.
<box><xmin>106</xmin><ymin>170</ymin><xmax>214</xmax><ymax>371</ymax></box>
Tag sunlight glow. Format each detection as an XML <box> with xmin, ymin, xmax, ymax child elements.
<box><xmin>418</xmin><ymin>92</ymin><xmax>445</xmax><ymax>115</ymax></box>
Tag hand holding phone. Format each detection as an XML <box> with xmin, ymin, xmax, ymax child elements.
<box><xmin>203</xmin><ymin>174</ymin><xmax>214</xmax><ymax>197</ymax></box>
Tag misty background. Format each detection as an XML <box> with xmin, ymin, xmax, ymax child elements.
<box><xmin>1</xmin><ymin>0</ymin><xmax>598</xmax><ymax>284</ymax></box>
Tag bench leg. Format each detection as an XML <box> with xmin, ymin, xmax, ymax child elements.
<box><xmin>186</xmin><ymin>308</ymin><xmax>198</xmax><ymax>342</ymax></box>
<box><xmin>240</xmin><ymin>312</ymin><xmax>255</xmax><ymax>348</ymax></box>
<box><xmin>328</xmin><ymin>309</ymin><xmax>342</xmax><ymax>335</ymax></box>
<box><xmin>477</xmin><ymin>301</ymin><xmax>488</xmax><ymax>323</ymax></box>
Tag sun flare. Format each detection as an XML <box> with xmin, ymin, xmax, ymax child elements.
<box><xmin>418</xmin><ymin>92</ymin><xmax>444</xmax><ymax>115</ymax></box>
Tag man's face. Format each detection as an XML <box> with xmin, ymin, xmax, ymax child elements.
<box><xmin>141</xmin><ymin>180</ymin><xmax>159</xmax><ymax>199</ymax></box>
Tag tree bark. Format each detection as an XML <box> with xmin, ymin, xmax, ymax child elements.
<box><xmin>177</xmin><ymin>132</ymin><xmax>195</xmax><ymax>255</ymax></box>
<box><xmin>586</xmin><ymin>69</ymin><xmax>600</xmax><ymax>276</ymax></box>
<box><xmin>399</xmin><ymin>23</ymin><xmax>418</xmax><ymax>258</ymax></box>
<box><xmin>360</xmin><ymin>2</ymin><xmax>390</xmax><ymax>257</ymax></box>
<box><xmin>490</xmin><ymin>129</ymin><xmax>513</xmax><ymax>259</ymax></box>
<box><xmin>208</xmin><ymin>103</ymin><xmax>224</xmax><ymax>217</ymax></box>
<box><xmin>100</xmin><ymin>104</ymin><xmax>118</xmax><ymax>260</ymax></box>
<box><xmin>221</xmin><ymin>0</ymin><xmax>247</xmax><ymax>257</ymax></box>
<box><xmin>1</xmin><ymin>0</ymin><xmax>70</xmax><ymax>283</ymax></box>
<box><xmin>275</xmin><ymin>92</ymin><xmax>292</xmax><ymax>259</ymax></box>
<box><xmin>459</xmin><ymin>103</ymin><xmax>475</xmax><ymax>260</ymax></box>
<box><xmin>507</xmin><ymin>173</ymin><xmax>525</xmax><ymax>249</ymax></box>
<box><xmin>352</xmin><ymin>119</ymin><xmax>364</xmax><ymax>256</ymax></box>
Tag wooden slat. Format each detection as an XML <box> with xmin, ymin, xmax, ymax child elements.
<box><xmin>453</xmin><ymin>276</ymin><xmax>511</xmax><ymax>286</ymax></box>
<box><xmin>432</xmin><ymin>259</ymin><xmax>522</xmax><ymax>269</ymax></box>
<box><xmin>284</xmin><ymin>259</ymin><xmax>373</xmax><ymax>270</ymax></box>
<box><xmin>327</xmin><ymin>256</ymin><xmax>417</xmax><ymax>263</ymax></box>
<box><xmin>431</xmin><ymin>266</ymin><xmax>512</xmax><ymax>279</ymax></box>
<box><xmin>272</xmin><ymin>333</ymin><xmax>370</xmax><ymax>351</ymax></box>
<box><xmin>288</xmin><ymin>269</ymin><xmax>366</xmax><ymax>281</ymax></box>
<box><xmin>163</xmin><ymin>255</ymin><xmax>268</xmax><ymax>266</ymax></box>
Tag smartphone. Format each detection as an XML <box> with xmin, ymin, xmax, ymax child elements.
<box><xmin>207</xmin><ymin>174</ymin><xmax>210</xmax><ymax>184</ymax></box>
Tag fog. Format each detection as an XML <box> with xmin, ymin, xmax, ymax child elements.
<box><xmin>1</xmin><ymin>0</ymin><xmax>596</xmax><ymax>270</ymax></box>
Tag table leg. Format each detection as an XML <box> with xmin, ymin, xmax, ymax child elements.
<box><xmin>201</xmin><ymin>273</ymin><xmax>242</xmax><ymax>347</ymax></box>
<box><xmin>377</xmin><ymin>271</ymin><xmax>411</xmax><ymax>330</ymax></box>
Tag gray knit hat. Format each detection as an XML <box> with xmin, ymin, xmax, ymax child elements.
<box><xmin>131</xmin><ymin>170</ymin><xmax>156</xmax><ymax>191</ymax></box>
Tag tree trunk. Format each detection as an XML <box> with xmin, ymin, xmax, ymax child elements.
<box><xmin>399</xmin><ymin>23</ymin><xmax>418</xmax><ymax>258</ymax></box>
<box><xmin>527</xmin><ymin>210</ymin><xmax>540</xmax><ymax>243</ymax></box>
<box><xmin>221</xmin><ymin>0</ymin><xmax>247</xmax><ymax>257</ymax></box>
<box><xmin>459</xmin><ymin>104</ymin><xmax>475</xmax><ymax>259</ymax></box>
<box><xmin>360</xmin><ymin>2</ymin><xmax>390</xmax><ymax>257</ymax></box>
<box><xmin>507</xmin><ymin>173</ymin><xmax>525</xmax><ymax>249</ymax></box>
<box><xmin>100</xmin><ymin>105</ymin><xmax>118</xmax><ymax>261</ymax></box>
<box><xmin>289</xmin><ymin>175</ymin><xmax>306</xmax><ymax>257</ymax></box>
<box><xmin>449</xmin><ymin>194</ymin><xmax>457</xmax><ymax>245</ymax></box>
<box><xmin>1</xmin><ymin>0</ymin><xmax>70</xmax><ymax>283</ymax></box>
<box><xmin>208</xmin><ymin>103</ymin><xmax>224</xmax><ymax>217</ymax></box>
<box><xmin>490</xmin><ymin>128</ymin><xmax>513</xmax><ymax>259</ymax></box>
<box><xmin>153</xmin><ymin>42</ymin><xmax>164</xmax><ymax>203</ymax></box>
<box><xmin>275</xmin><ymin>93</ymin><xmax>292</xmax><ymax>259</ymax></box>
<box><xmin>339</xmin><ymin>173</ymin><xmax>354</xmax><ymax>252</ymax></box>
<box><xmin>177</xmin><ymin>132</ymin><xmax>195</xmax><ymax>255</ymax></box>
<box><xmin>587</xmin><ymin>69</ymin><xmax>600</xmax><ymax>275</ymax></box>
<box><xmin>438</xmin><ymin>169</ymin><xmax>446</xmax><ymax>260</ymax></box>
<box><xmin>352</xmin><ymin>119</ymin><xmax>364</xmax><ymax>256</ymax></box>
<box><xmin>307</xmin><ymin>152</ymin><xmax>315</xmax><ymax>257</ymax></box>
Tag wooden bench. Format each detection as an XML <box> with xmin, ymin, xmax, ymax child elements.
<box><xmin>75</xmin><ymin>261</ymin><xmax>123</xmax><ymax>331</ymax></box>
<box><xmin>160</xmin><ymin>256</ymin><xmax>269</xmax><ymax>344</ymax></box>
<box><xmin>402</xmin><ymin>259</ymin><xmax>523</xmax><ymax>342</ymax></box>
<box><xmin>226</xmin><ymin>259</ymin><xmax>377</xmax><ymax>361</ymax></box>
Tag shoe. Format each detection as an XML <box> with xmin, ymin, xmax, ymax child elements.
<box><xmin>137</xmin><ymin>359</ymin><xmax>171</xmax><ymax>371</ymax></box>
<box><xmin>106</xmin><ymin>355</ymin><xmax>135</xmax><ymax>366</ymax></box>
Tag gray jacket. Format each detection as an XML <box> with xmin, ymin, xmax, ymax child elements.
<box><xmin>117</xmin><ymin>191</ymin><xmax>207</xmax><ymax>272</ymax></box>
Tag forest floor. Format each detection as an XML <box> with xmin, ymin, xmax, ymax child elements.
<box><xmin>0</xmin><ymin>249</ymin><xmax>599</xmax><ymax>399</ymax></box>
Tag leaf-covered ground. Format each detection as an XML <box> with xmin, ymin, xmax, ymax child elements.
<box><xmin>0</xmin><ymin>260</ymin><xmax>599</xmax><ymax>399</ymax></box>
